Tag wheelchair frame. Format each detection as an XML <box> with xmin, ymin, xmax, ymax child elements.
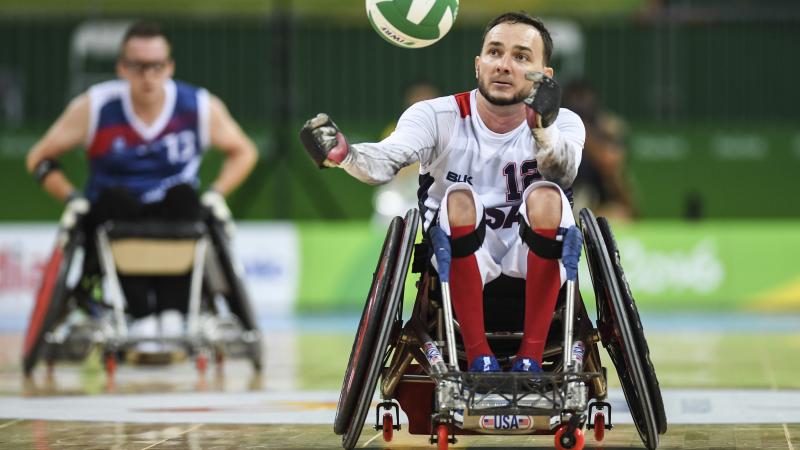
<box><xmin>335</xmin><ymin>207</ymin><xmax>666</xmax><ymax>450</ymax></box>
<box><xmin>22</xmin><ymin>212</ymin><xmax>263</xmax><ymax>380</ymax></box>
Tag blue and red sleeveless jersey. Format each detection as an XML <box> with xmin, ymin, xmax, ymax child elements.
<box><xmin>84</xmin><ymin>79</ymin><xmax>210</xmax><ymax>203</ymax></box>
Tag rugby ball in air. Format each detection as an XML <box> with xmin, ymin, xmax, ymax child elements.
<box><xmin>366</xmin><ymin>0</ymin><xmax>459</xmax><ymax>48</ymax></box>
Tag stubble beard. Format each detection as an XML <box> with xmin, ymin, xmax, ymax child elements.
<box><xmin>477</xmin><ymin>77</ymin><xmax>529</xmax><ymax>106</ymax></box>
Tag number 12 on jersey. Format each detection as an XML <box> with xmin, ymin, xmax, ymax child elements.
<box><xmin>503</xmin><ymin>159</ymin><xmax>540</xmax><ymax>202</ymax></box>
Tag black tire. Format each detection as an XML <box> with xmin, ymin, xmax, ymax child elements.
<box><xmin>597</xmin><ymin>216</ymin><xmax>667</xmax><ymax>435</ymax></box>
<box><xmin>579</xmin><ymin>208</ymin><xmax>663</xmax><ymax>450</ymax></box>
<box><xmin>334</xmin><ymin>217</ymin><xmax>403</xmax><ymax>436</ymax></box>
<box><xmin>338</xmin><ymin>209</ymin><xmax>419</xmax><ymax>450</ymax></box>
<box><xmin>22</xmin><ymin>228</ymin><xmax>83</xmax><ymax>377</ymax></box>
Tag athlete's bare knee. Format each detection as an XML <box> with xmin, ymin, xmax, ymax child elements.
<box><xmin>447</xmin><ymin>190</ymin><xmax>476</xmax><ymax>228</ymax></box>
<box><xmin>526</xmin><ymin>187</ymin><xmax>562</xmax><ymax>229</ymax></box>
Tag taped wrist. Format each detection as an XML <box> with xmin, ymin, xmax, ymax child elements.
<box><xmin>64</xmin><ymin>190</ymin><xmax>82</xmax><ymax>204</ymax></box>
<box><xmin>450</xmin><ymin>216</ymin><xmax>486</xmax><ymax>258</ymax></box>
<box><xmin>34</xmin><ymin>159</ymin><xmax>62</xmax><ymax>184</ymax></box>
<box><xmin>518</xmin><ymin>218</ymin><xmax>562</xmax><ymax>259</ymax></box>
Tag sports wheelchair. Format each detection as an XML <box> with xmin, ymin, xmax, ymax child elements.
<box><xmin>334</xmin><ymin>207</ymin><xmax>667</xmax><ymax>450</ymax></box>
<box><xmin>22</xmin><ymin>208</ymin><xmax>263</xmax><ymax>381</ymax></box>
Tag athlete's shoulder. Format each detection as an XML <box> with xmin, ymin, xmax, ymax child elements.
<box><xmin>87</xmin><ymin>79</ymin><xmax>126</xmax><ymax>102</ymax></box>
<box><xmin>173</xmin><ymin>79</ymin><xmax>204</xmax><ymax>95</ymax></box>
<box><xmin>448</xmin><ymin>90</ymin><xmax>476</xmax><ymax>118</ymax></box>
<box><xmin>405</xmin><ymin>91</ymin><xmax>470</xmax><ymax>120</ymax></box>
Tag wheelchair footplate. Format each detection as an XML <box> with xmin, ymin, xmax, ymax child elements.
<box><xmin>434</xmin><ymin>371</ymin><xmax>602</xmax><ymax>434</ymax></box>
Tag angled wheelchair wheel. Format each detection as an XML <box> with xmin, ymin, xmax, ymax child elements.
<box><xmin>338</xmin><ymin>209</ymin><xmax>419</xmax><ymax>450</ymax></box>
<box><xmin>23</xmin><ymin>228</ymin><xmax>84</xmax><ymax>377</ymax></box>
<box><xmin>206</xmin><ymin>217</ymin><xmax>258</xmax><ymax>332</ymax></box>
<box><xmin>579</xmin><ymin>208</ymin><xmax>665</xmax><ymax>450</ymax></box>
<box><xmin>205</xmin><ymin>217</ymin><xmax>263</xmax><ymax>371</ymax></box>
<box><xmin>597</xmin><ymin>216</ymin><xmax>667</xmax><ymax>435</ymax></box>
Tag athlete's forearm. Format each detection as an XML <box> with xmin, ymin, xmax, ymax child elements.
<box><xmin>534</xmin><ymin>112</ymin><xmax>585</xmax><ymax>189</ymax></box>
<box><xmin>340</xmin><ymin>141</ymin><xmax>421</xmax><ymax>185</ymax></box>
<box><xmin>211</xmin><ymin>143</ymin><xmax>258</xmax><ymax>195</ymax></box>
<box><xmin>40</xmin><ymin>171</ymin><xmax>77</xmax><ymax>203</ymax></box>
<box><xmin>534</xmin><ymin>126</ymin><xmax>579</xmax><ymax>188</ymax></box>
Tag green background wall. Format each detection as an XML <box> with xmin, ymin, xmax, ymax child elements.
<box><xmin>1</xmin><ymin>12</ymin><xmax>798</xmax><ymax>221</ymax></box>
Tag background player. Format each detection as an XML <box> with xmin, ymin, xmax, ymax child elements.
<box><xmin>25</xmin><ymin>21</ymin><xmax>258</xmax><ymax>343</ymax></box>
<box><xmin>301</xmin><ymin>11</ymin><xmax>585</xmax><ymax>373</ymax></box>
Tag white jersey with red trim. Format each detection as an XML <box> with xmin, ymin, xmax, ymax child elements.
<box><xmin>341</xmin><ymin>89</ymin><xmax>584</xmax><ymax>232</ymax></box>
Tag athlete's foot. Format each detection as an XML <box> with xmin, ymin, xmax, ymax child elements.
<box><xmin>469</xmin><ymin>355</ymin><xmax>501</xmax><ymax>373</ymax></box>
<box><xmin>511</xmin><ymin>357</ymin><xmax>542</xmax><ymax>373</ymax></box>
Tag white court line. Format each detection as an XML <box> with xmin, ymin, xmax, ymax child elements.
<box><xmin>362</xmin><ymin>431</ymin><xmax>382</xmax><ymax>447</ymax></box>
<box><xmin>3</xmin><ymin>389</ymin><xmax>800</xmax><ymax>425</ymax></box>
<box><xmin>784</xmin><ymin>423</ymin><xmax>795</xmax><ymax>450</ymax></box>
<box><xmin>140</xmin><ymin>423</ymin><xmax>203</xmax><ymax>450</ymax></box>
<box><xmin>0</xmin><ymin>419</ymin><xmax>21</xmax><ymax>429</ymax></box>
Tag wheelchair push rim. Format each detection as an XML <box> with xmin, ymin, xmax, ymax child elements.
<box><xmin>339</xmin><ymin>209</ymin><xmax>419</xmax><ymax>449</ymax></box>
<box><xmin>579</xmin><ymin>208</ymin><xmax>664</xmax><ymax>450</ymax></box>
<box><xmin>333</xmin><ymin>216</ymin><xmax>402</xmax><ymax>436</ymax></box>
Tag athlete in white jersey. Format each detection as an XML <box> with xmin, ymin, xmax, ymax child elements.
<box><xmin>301</xmin><ymin>12</ymin><xmax>585</xmax><ymax>373</ymax></box>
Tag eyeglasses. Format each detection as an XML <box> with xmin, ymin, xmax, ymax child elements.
<box><xmin>121</xmin><ymin>59</ymin><xmax>171</xmax><ymax>75</ymax></box>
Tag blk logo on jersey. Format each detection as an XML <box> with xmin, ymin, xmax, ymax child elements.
<box><xmin>479</xmin><ymin>415</ymin><xmax>533</xmax><ymax>430</ymax></box>
<box><xmin>446</xmin><ymin>171</ymin><xmax>473</xmax><ymax>185</ymax></box>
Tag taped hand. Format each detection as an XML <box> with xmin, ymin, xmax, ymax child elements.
<box><xmin>523</xmin><ymin>72</ymin><xmax>561</xmax><ymax>129</ymax></box>
<box><xmin>299</xmin><ymin>113</ymin><xmax>350</xmax><ymax>168</ymax></box>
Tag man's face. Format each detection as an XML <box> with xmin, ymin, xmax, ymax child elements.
<box><xmin>117</xmin><ymin>36</ymin><xmax>174</xmax><ymax>103</ymax></box>
<box><xmin>475</xmin><ymin>22</ymin><xmax>553</xmax><ymax>106</ymax></box>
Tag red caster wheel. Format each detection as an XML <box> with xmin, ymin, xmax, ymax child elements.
<box><xmin>554</xmin><ymin>424</ymin><xmax>585</xmax><ymax>450</ymax></box>
<box><xmin>196</xmin><ymin>352</ymin><xmax>208</xmax><ymax>374</ymax></box>
<box><xmin>382</xmin><ymin>412</ymin><xmax>393</xmax><ymax>442</ymax></box>
<box><xmin>437</xmin><ymin>423</ymin><xmax>449</xmax><ymax>450</ymax></box>
<box><xmin>104</xmin><ymin>353</ymin><xmax>116</xmax><ymax>378</ymax></box>
<box><xmin>593</xmin><ymin>411</ymin><xmax>606</xmax><ymax>441</ymax></box>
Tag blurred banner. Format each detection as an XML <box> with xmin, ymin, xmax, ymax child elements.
<box><xmin>3</xmin><ymin>220</ymin><xmax>799</xmax><ymax>330</ymax></box>
<box><xmin>0</xmin><ymin>223</ymin><xmax>299</xmax><ymax>331</ymax></box>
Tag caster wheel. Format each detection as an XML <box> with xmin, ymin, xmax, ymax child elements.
<box><xmin>594</xmin><ymin>411</ymin><xmax>606</xmax><ymax>442</ymax></box>
<box><xmin>437</xmin><ymin>423</ymin><xmax>449</xmax><ymax>450</ymax></box>
<box><xmin>196</xmin><ymin>352</ymin><xmax>208</xmax><ymax>374</ymax></box>
<box><xmin>104</xmin><ymin>353</ymin><xmax>116</xmax><ymax>378</ymax></box>
<box><xmin>382</xmin><ymin>412</ymin><xmax>393</xmax><ymax>442</ymax></box>
<box><xmin>555</xmin><ymin>424</ymin><xmax>585</xmax><ymax>450</ymax></box>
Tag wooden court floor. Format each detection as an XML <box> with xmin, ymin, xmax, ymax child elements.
<box><xmin>1</xmin><ymin>325</ymin><xmax>800</xmax><ymax>449</ymax></box>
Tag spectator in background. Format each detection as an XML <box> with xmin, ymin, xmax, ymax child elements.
<box><xmin>562</xmin><ymin>80</ymin><xmax>637</xmax><ymax>221</ymax></box>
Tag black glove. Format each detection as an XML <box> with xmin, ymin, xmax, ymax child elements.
<box><xmin>299</xmin><ymin>113</ymin><xmax>350</xmax><ymax>168</ymax></box>
<box><xmin>523</xmin><ymin>72</ymin><xmax>561</xmax><ymax>129</ymax></box>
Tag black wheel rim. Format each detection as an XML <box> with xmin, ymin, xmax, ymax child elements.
<box><xmin>580</xmin><ymin>208</ymin><xmax>660</xmax><ymax>450</ymax></box>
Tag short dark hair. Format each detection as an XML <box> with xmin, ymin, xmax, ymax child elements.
<box><xmin>481</xmin><ymin>12</ymin><xmax>553</xmax><ymax>65</ymax></box>
<box><xmin>120</xmin><ymin>21</ymin><xmax>170</xmax><ymax>55</ymax></box>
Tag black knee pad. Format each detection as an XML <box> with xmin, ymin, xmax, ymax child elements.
<box><xmin>449</xmin><ymin>216</ymin><xmax>487</xmax><ymax>258</ymax></box>
<box><xmin>518</xmin><ymin>217</ymin><xmax>562</xmax><ymax>259</ymax></box>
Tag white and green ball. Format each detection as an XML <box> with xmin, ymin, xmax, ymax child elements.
<box><xmin>366</xmin><ymin>0</ymin><xmax>459</xmax><ymax>48</ymax></box>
